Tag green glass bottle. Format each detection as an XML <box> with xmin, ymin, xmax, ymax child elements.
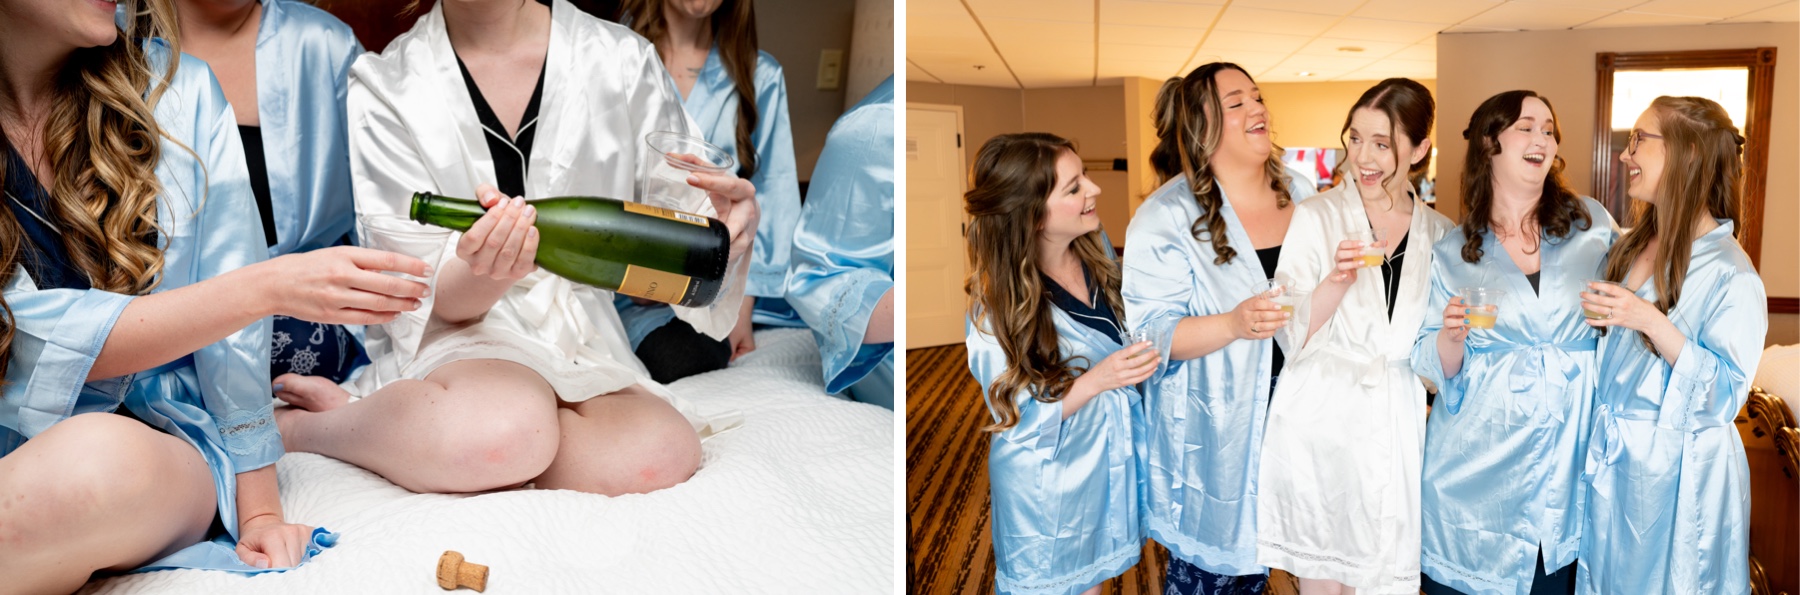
<box><xmin>409</xmin><ymin>192</ymin><xmax>729</xmax><ymax>308</ymax></box>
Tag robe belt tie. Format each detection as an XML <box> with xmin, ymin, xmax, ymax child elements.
<box><xmin>1467</xmin><ymin>340</ymin><xmax>1595</xmax><ymax>424</ymax></box>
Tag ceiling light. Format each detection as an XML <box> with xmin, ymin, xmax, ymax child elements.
<box><xmin>1297</xmin><ymin>71</ymin><xmax>1314</xmax><ymax>77</ymax></box>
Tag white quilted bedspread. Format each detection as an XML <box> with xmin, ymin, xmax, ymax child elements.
<box><xmin>81</xmin><ymin>329</ymin><xmax>896</xmax><ymax>594</ymax></box>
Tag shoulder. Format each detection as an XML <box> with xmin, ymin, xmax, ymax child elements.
<box><xmin>148</xmin><ymin>42</ymin><xmax>230</xmax><ymax>125</ymax></box>
<box><xmin>1419</xmin><ymin>203</ymin><xmax>1456</xmax><ymax>233</ymax></box>
<box><xmin>1282</xmin><ymin>166</ymin><xmax>1319</xmax><ymax>202</ymax></box>
<box><xmin>754</xmin><ymin>50</ymin><xmax>786</xmax><ymax>81</ymax></box>
<box><xmin>1292</xmin><ymin>184</ymin><xmax>1352</xmax><ymax>217</ymax></box>
<box><xmin>562</xmin><ymin>6</ymin><xmax>659</xmax><ymax>59</ymax></box>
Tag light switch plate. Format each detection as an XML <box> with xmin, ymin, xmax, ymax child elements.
<box><xmin>817</xmin><ymin>49</ymin><xmax>843</xmax><ymax>90</ymax></box>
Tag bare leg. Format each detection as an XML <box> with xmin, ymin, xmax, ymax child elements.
<box><xmin>0</xmin><ymin>413</ymin><xmax>217</xmax><ymax>595</ymax></box>
<box><xmin>532</xmin><ymin>384</ymin><xmax>701</xmax><ymax>495</ymax></box>
<box><xmin>275</xmin><ymin>359</ymin><xmax>561</xmax><ymax>494</ymax></box>
<box><xmin>1078</xmin><ymin>585</ymin><xmax>1101</xmax><ymax>595</ymax></box>
<box><xmin>1298</xmin><ymin>577</ymin><xmax>1351</xmax><ymax>595</ymax></box>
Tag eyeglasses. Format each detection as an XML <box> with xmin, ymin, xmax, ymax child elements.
<box><xmin>1627</xmin><ymin>129</ymin><xmax>1663</xmax><ymax>156</ymax></box>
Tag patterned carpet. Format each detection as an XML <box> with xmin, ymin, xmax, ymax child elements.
<box><xmin>905</xmin><ymin>343</ymin><xmax>1168</xmax><ymax>595</ymax></box>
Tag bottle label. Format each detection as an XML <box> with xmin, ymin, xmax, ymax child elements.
<box><xmin>618</xmin><ymin>265</ymin><xmax>693</xmax><ymax>305</ymax></box>
<box><xmin>623</xmin><ymin>202</ymin><xmax>709</xmax><ymax>227</ymax></box>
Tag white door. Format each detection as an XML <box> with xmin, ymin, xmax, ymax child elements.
<box><xmin>905</xmin><ymin>105</ymin><xmax>966</xmax><ymax>348</ymax></box>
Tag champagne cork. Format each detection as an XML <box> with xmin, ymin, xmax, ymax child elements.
<box><xmin>436</xmin><ymin>551</ymin><xmax>488</xmax><ymax>592</ymax></box>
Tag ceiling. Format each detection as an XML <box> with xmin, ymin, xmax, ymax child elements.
<box><xmin>906</xmin><ymin>0</ymin><xmax>1799</xmax><ymax>87</ymax></box>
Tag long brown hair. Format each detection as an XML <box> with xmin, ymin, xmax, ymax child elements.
<box><xmin>1339</xmin><ymin>77</ymin><xmax>1434</xmax><ymax>203</ymax></box>
<box><xmin>965</xmin><ymin>133</ymin><xmax>1122</xmax><ymax>433</ymax></box>
<box><xmin>624</xmin><ymin>0</ymin><xmax>761</xmax><ymax>180</ymax></box>
<box><xmin>1601</xmin><ymin>96</ymin><xmax>1744</xmax><ymax>353</ymax></box>
<box><xmin>1457</xmin><ymin>90</ymin><xmax>1591</xmax><ymax>263</ymax></box>
<box><xmin>0</xmin><ymin>0</ymin><xmax>181</xmax><ymax>383</ymax></box>
<box><xmin>1150</xmin><ymin>62</ymin><xmax>1295</xmax><ymax>265</ymax></box>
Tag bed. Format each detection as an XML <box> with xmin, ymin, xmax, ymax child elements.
<box><xmin>80</xmin><ymin>328</ymin><xmax>896</xmax><ymax>594</ymax></box>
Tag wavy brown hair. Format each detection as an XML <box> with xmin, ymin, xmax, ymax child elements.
<box><xmin>0</xmin><ymin>0</ymin><xmax>182</xmax><ymax>383</ymax></box>
<box><xmin>1457</xmin><ymin>90</ymin><xmax>1591</xmax><ymax>264</ymax></box>
<box><xmin>965</xmin><ymin>133</ymin><xmax>1121</xmax><ymax>433</ymax></box>
<box><xmin>625</xmin><ymin>0</ymin><xmax>761</xmax><ymax>180</ymax></box>
<box><xmin>1340</xmin><ymin>77</ymin><xmax>1434</xmax><ymax>203</ymax></box>
<box><xmin>1601</xmin><ymin>96</ymin><xmax>1744</xmax><ymax>353</ymax></box>
<box><xmin>1149</xmin><ymin>62</ymin><xmax>1295</xmax><ymax>265</ymax></box>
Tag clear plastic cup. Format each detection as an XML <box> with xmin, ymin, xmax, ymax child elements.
<box><xmin>1459</xmin><ymin>287</ymin><xmax>1505</xmax><ymax>329</ymax></box>
<box><xmin>1357</xmin><ymin>228</ymin><xmax>1386</xmax><ymax>268</ymax></box>
<box><xmin>643</xmin><ymin>131</ymin><xmax>734</xmax><ymax>204</ymax></box>
<box><xmin>1583</xmin><ymin>279</ymin><xmax>1624</xmax><ymax>320</ymax></box>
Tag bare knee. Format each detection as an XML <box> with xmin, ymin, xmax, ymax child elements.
<box><xmin>594</xmin><ymin>394</ymin><xmax>701</xmax><ymax>495</ymax></box>
<box><xmin>0</xmin><ymin>414</ymin><xmax>202</xmax><ymax>545</ymax></box>
<box><xmin>425</xmin><ymin>370</ymin><xmax>561</xmax><ymax>491</ymax></box>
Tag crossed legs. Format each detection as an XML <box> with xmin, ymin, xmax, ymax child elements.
<box><xmin>276</xmin><ymin>360</ymin><xmax>699</xmax><ymax>496</ymax></box>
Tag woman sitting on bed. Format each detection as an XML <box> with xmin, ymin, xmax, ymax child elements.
<box><xmin>271</xmin><ymin>0</ymin><xmax>759</xmax><ymax>496</ymax></box>
<box><xmin>0</xmin><ymin>0</ymin><xmax>429</xmax><ymax>591</ymax></box>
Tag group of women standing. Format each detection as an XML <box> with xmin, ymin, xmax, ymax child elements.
<box><xmin>966</xmin><ymin>62</ymin><xmax>1766</xmax><ymax>595</ymax></box>
<box><xmin>0</xmin><ymin>0</ymin><xmax>895</xmax><ymax>591</ymax></box>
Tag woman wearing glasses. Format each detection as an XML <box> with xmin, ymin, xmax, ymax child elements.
<box><xmin>1409</xmin><ymin>90</ymin><xmax>1616</xmax><ymax>595</ymax></box>
<box><xmin>1123</xmin><ymin>62</ymin><xmax>1315</xmax><ymax>595</ymax></box>
<box><xmin>1576</xmin><ymin>96</ymin><xmax>1765</xmax><ymax>595</ymax></box>
<box><xmin>1256</xmin><ymin>78</ymin><xmax>1454</xmax><ymax>595</ymax></box>
<box><xmin>1411</xmin><ymin>89</ymin><xmax>1627</xmax><ymax>595</ymax></box>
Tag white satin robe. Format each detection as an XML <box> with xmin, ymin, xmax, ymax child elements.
<box><xmin>1122</xmin><ymin>171</ymin><xmax>1315</xmax><ymax>576</ymax></box>
<box><xmin>343</xmin><ymin>0</ymin><xmax>746</xmax><ymax>424</ymax></box>
<box><xmin>1255</xmin><ymin>184</ymin><xmax>1454</xmax><ymax>593</ymax></box>
<box><xmin>1578</xmin><ymin>220</ymin><xmax>1765</xmax><ymax>595</ymax></box>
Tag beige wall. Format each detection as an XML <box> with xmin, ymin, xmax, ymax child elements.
<box><xmin>907</xmin><ymin>82</ymin><xmax>1135</xmax><ymax>243</ymax></box>
<box><xmin>1125</xmin><ymin>77</ymin><xmax>1163</xmax><ymax>217</ymax></box>
<box><xmin>1261</xmin><ymin>79</ymin><xmax>1440</xmax><ymax>153</ymax></box>
<box><xmin>758</xmin><ymin>0</ymin><xmax>857</xmax><ymax>181</ymax></box>
<box><xmin>1435</xmin><ymin>23</ymin><xmax>1799</xmax><ymax>333</ymax></box>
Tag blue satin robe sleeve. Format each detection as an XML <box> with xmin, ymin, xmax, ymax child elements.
<box><xmin>741</xmin><ymin>52</ymin><xmax>802</xmax><ymax>299</ymax></box>
<box><xmin>1410</xmin><ymin>249</ymin><xmax>1465</xmax><ymax>412</ymax></box>
<box><xmin>1656</xmin><ymin>269</ymin><xmax>1765</xmax><ymax>431</ymax></box>
<box><xmin>786</xmin><ymin>77</ymin><xmax>893</xmax><ymax>395</ymax></box>
<box><xmin>163</xmin><ymin>56</ymin><xmax>284</xmax><ymax>472</ymax></box>
<box><xmin>0</xmin><ymin>282</ymin><xmax>135</xmax><ymax>446</ymax></box>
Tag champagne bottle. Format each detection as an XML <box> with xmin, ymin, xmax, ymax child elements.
<box><xmin>409</xmin><ymin>192</ymin><xmax>729</xmax><ymax>308</ymax></box>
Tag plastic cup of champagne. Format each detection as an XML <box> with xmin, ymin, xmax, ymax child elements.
<box><xmin>357</xmin><ymin>214</ymin><xmax>451</xmax><ymax>282</ymax></box>
<box><xmin>644</xmin><ymin>131</ymin><xmax>735</xmax><ymax>204</ymax></box>
<box><xmin>1356</xmin><ymin>228</ymin><xmax>1386</xmax><ymax>268</ymax></box>
<box><xmin>1583</xmin><ymin>279</ymin><xmax>1623</xmax><ymax>320</ymax></box>
<box><xmin>1459</xmin><ymin>287</ymin><xmax>1504</xmax><ymax>329</ymax></box>
<box><xmin>1126</xmin><ymin>328</ymin><xmax>1159</xmax><ymax>361</ymax></box>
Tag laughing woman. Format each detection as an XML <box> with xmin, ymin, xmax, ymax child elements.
<box><xmin>1577</xmin><ymin>96</ymin><xmax>1765</xmax><ymax>595</ymax></box>
<box><xmin>1256</xmin><ymin>77</ymin><xmax>1454</xmax><ymax>595</ymax></box>
<box><xmin>0</xmin><ymin>0</ymin><xmax>427</xmax><ymax>591</ymax></box>
<box><xmin>1409</xmin><ymin>90</ymin><xmax>1616</xmax><ymax>595</ymax></box>
<box><xmin>1123</xmin><ymin>62</ymin><xmax>1315</xmax><ymax>595</ymax></box>
<box><xmin>966</xmin><ymin>133</ymin><xmax>1152</xmax><ymax>595</ymax></box>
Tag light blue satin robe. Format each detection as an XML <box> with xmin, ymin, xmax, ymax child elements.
<box><xmin>0</xmin><ymin>43</ymin><xmax>329</xmax><ymax>573</ymax></box>
<box><xmin>969</xmin><ymin>308</ymin><xmax>1143</xmax><ymax>595</ymax></box>
<box><xmin>616</xmin><ymin>47</ymin><xmax>804</xmax><ymax>346</ymax></box>
<box><xmin>1577</xmin><ymin>220</ymin><xmax>1764</xmax><ymax>595</ymax></box>
<box><xmin>786</xmin><ymin>78</ymin><xmax>893</xmax><ymax>408</ymax></box>
<box><xmin>1409</xmin><ymin>197</ymin><xmax>1616</xmax><ymax>595</ymax></box>
<box><xmin>1122</xmin><ymin>173</ymin><xmax>1315</xmax><ymax>576</ymax></box>
<box><xmin>253</xmin><ymin>0</ymin><xmax>361</xmax><ymax>257</ymax></box>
